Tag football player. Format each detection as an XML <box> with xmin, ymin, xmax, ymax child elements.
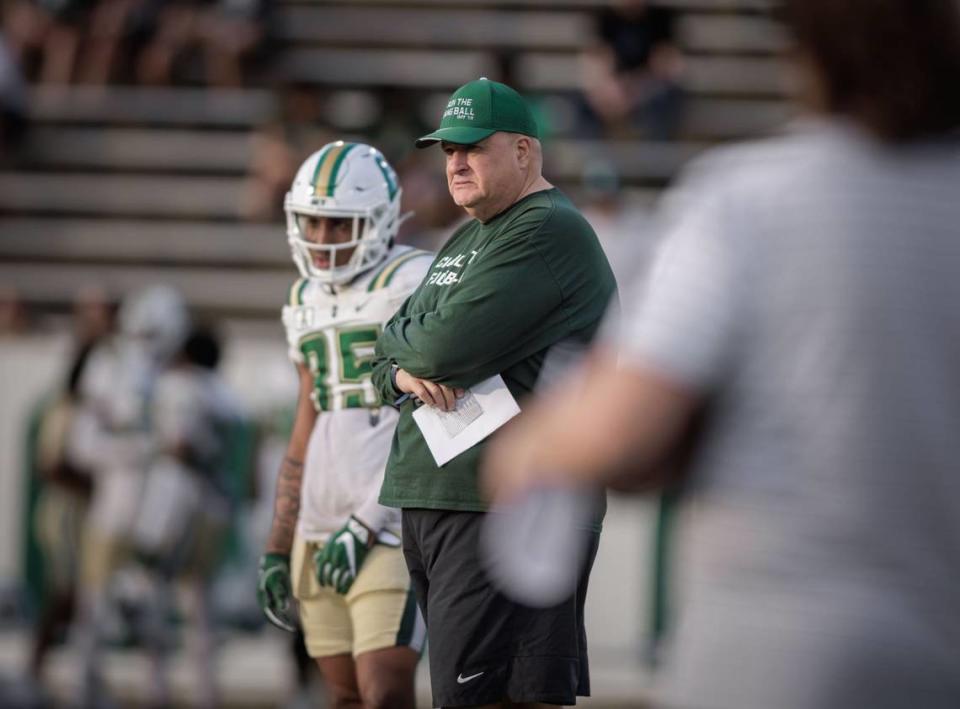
<box><xmin>258</xmin><ymin>142</ymin><xmax>432</xmax><ymax>709</ymax></box>
<box><xmin>69</xmin><ymin>284</ymin><xmax>190</xmax><ymax>706</ymax></box>
<box><xmin>133</xmin><ymin>325</ymin><xmax>244</xmax><ymax>708</ymax></box>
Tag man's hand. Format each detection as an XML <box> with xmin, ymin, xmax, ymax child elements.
<box><xmin>395</xmin><ymin>367</ymin><xmax>464</xmax><ymax>411</ymax></box>
<box><xmin>314</xmin><ymin>516</ymin><xmax>375</xmax><ymax>594</ymax></box>
<box><xmin>257</xmin><ymin>553</ymin><xmax>297</xmax><ymax>632</ymax></box>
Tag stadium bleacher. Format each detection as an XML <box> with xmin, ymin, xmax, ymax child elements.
<box><xmin>0</xmin><ymin>0</ymin><xmax>793</xmax><ymax>319</ymax></box>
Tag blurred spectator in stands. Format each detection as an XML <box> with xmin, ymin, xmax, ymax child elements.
<box><xmin>0</xmin><ymin>285</ymin><xmax>30</xmax><ymax>333</ymax></box>
<box><xmin>76</xmin><ymin>0</ymin><xmax>149</xmax><ymax>84</ymax></box>
<box><xmin>241</xmin><ymin>83</ymin><xmax>331</xmax><ymax>222</ymax></box>
<box><xmin>136</xmin><ymin>0</ymin><xmax>202</xmax><ymax>85</ymax></box>
<box><xmin>2</xmin><ymin>0</ymin><xmax>89</xmax><ymax>84</ymax></box>
<box><xmin>137</xmin><ymin>0</ymin><xmax>267</xmax><ymax>86</ymax></box>
<box><xmin>0</xmin><ymin>32</ymin><xmax>26</xmax><ymax>158</ymax></box>
<box><xmin>26</xmin><ymin>285</ymin><xmax>114</xmax><ymax>692</ymax></box>
<box><xmin>197</xmin><ymin>0</ymin><xmax>268</xmax><ymax>88</ymax></box>
<box><xmin>131</xmin><ymin>323</ymin><xmax>244</xmax><ymax>708</ymax></box>
<box><xmin>579</xmin><ymin>0</ymin><xmax>685</xmax><ymax>140</ymax></box>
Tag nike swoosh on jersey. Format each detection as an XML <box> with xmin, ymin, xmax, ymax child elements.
<box><xmin>456</xmin><ymin>671</ymin><xmax>484</xmax><ymax>684</ymax></box>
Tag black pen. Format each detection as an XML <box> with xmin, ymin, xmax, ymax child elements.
<box><xmin>393</xmin><ymin>393</ymin><xmax>412</xmax><ymax>407</ymax></box>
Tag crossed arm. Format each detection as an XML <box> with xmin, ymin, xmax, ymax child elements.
<box><xmin>393</xmin><ymin>367</ymin><xmax>463</xmax><ymax>411</ymax></box>
<box><xmin>372</xmin><ymin>237</ymin><xmax>563</xmax><ymax>407</ymax></box>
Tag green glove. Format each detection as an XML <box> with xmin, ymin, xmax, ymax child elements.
<box><xmin>257</xmin><ymin>553</ymin><xmax>297</xmax><ymax>632</ymax></box>
<box><xmin>314</xmin><ymin>516</ymin><xmax>373</xmax><ymax>594</ymax></box>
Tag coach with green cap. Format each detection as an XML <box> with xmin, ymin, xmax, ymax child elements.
<box><xmin>372</xmin><ymin>78</ymin><xmax>616</xmax><ymax>708</ymax></box>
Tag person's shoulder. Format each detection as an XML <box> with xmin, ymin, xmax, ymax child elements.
<box><xmin>281</xmin><ymin>278</ymin><xmax>336</xmax><ymax>332</ymax></box>
<box><xmin>513</xmin><ymin>190</ymin><xmax>612</xmax><ymax>275</ymax></box>
<box><xmin>503</xmin><ymin>188</ymin><xmax>572</xmax><ymax>224</ymax></box>
<box><xmin>490</xmin><ymin>190</ymin><xmax>597</xmax><ymax>254</ymax></box>
<box><xmin>677</xmin><ymin>121</ymin><xmax>838</xmax><ymax>199</ymax></box>
<box><xmin>284</xmin><ymin>276</ymin><xmax>314</xmax><ymax>308</ymax></box>
<box><xmin>536</xmin><ymin>189</ymin><xmax>598</xmax><ymax>237</ymax></box>
<box><xmin>364</xmin><ymin>244</ymin><xmax>434</xmax><ymax>293</ymax></box>
<box><xmin>687</xmin><ymin>128</ymin><xmax>815</xmax><ymax>174</ymax></box>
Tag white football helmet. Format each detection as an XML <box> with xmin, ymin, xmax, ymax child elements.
<box><xmin>118</xmin><ymin>284</ymin><xmax>190</xmax><ymax>364</ymax></box>
<box><xmin>285</xmin><ymin>141</ymin><xmax>403</xmax><ymax>284</ymax></box>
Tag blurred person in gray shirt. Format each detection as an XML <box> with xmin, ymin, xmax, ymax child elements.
<box><xmin>482</xmin><ymin>2</ymin><xmax>960</xmax><ymax>708</ymax></box>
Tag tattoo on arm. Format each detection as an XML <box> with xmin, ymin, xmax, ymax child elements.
<box><xmin>266</xmin><ymin>456</ymin><xmax>304</xmax><ymax>554</ymax></box>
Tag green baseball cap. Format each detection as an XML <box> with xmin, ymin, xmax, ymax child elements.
<box><xmin>415</xmin><ymin>78</ymin><xmax>540</xmax><ymax>148</ymax></box>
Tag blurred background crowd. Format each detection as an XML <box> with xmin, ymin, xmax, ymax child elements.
<box><xmin>0</xmin><ymin>0</ymin><xmax>790</xmax><ymax>706</ymax></box>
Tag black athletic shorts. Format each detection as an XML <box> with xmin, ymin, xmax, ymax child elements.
<box><xmin>402</xmin><ymin>508</ymin><xmax>600</xmax><ymax>708</ymax></box>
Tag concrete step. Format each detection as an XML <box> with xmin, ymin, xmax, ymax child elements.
<box><xmin>0</xmin><ymin>262</ymin><xmax>295</xmax><ymax>317</ymax></box>
<box><xmin>275</xmin><ymin>5</ymin><xmax>591</xmax><ymax>51</ymax></box>
<box><xmin>519</xmin><ymin>51</ymin><xmax>791</xmax><ymax>96</ymax></box>
<box><xmin>549</xmin><ymin>139</ymin><xmax>707</xmax><ymax>183</ymax></box>
<box><xmin>277</xmin><ymin>47</ymin><xmax>492</xmax><ymax>89</ymax></box>
<box><xmin>19</xmin><ymin>127</ymin><xmax>253</xmax><ymax>174</ymax></box>
<box><xmin>27</xmin><ymin>87</ymin><xmax>276</xmax><ymax>128</ymax></box>
<box><xmin>0</xmin><ymin>172</ymin><xmax>246</xmax><ymax>219</ymax></box>
<box><xmin>0</xmin><ymin>218</ymin><xmax>286</xmax><ymax>266</ymax></box>
<box><xmin>680</xmin><ymin>11</ymin><xmax>787</xmax><ymax>53</ymax></box>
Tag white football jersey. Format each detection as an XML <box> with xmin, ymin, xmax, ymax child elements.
<box><xmin>134</xmin><ymin>365</ymin><xmax>242</xmax><ymax>560</ymax></box>
<box><xmin>69</xmin><ymin>337</ymin><xmax>156</xmax><ymax>537</ymax></box>
<box><xmin>152</xmin><ymin>365</ymin><xmax>243</xmax><ymax>472</ymax></box>
<box><xmin>281</xmin><ymin>244</ymin><xmax>433</xmax><ymax>541</ymax></box>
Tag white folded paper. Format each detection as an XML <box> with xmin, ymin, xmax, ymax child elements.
<box><xmin>412</xmin><ymin>374</ymin><xmax>521</xmax><ymax>466</ymax></box>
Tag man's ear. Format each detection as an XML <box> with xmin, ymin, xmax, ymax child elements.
<box><xmin>515</xmin><ymin>136</ymin><xmax>531</xmax><ymax>167</ymax></box>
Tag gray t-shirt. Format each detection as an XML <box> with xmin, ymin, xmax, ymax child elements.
<box><xmin>621</xmin><ymin>119</ymin><xmax>960</xmax><ymax>709</ymax></box>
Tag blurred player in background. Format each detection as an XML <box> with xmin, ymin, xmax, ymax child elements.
<box><xmin>69</xmin><ymin>284</ymin><xmax>189</xmax><ymax>706</ymax></box>
<box><xmin>27</xmin><ymin>286</ymin><xmax>113</xmax><ymax>692</ymax></box>
<box><xmin>131</xmin><ymin>324</ymin><xmax>244</xmax><ymax>708</ymax></box>
<box><xmin>258</xmin><ymin>142</ymin><xmax>431</xmax><ymax>709</ymax></box>
<box><xmin>484</xmin><ymin>2</ymin><xmax>960</xmax><ymax>708</ymax></box>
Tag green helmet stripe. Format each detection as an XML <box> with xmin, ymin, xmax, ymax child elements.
<box><xmin>374</xmin><ymin>156</ymin><xmax>398</xmax><ymax>200</ymax></box>
<box><xmin>315</xmin><ymin>142</ymin><xmax>357</xmax><ymax>197</ymax></box>
<box><xmin>309</xmin><ymin>143</ymin><xmax>338</xmax><ymax>195</ymax></box>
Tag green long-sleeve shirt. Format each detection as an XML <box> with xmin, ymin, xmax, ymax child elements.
<box><xmin>373</xmin><ymin>187</ymin><xmax>616</xmax><ymax>511</ymax></box>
